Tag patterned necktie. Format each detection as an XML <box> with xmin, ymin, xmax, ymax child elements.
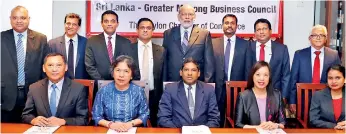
<box><xmin>181</xmin><ymin>30</ymin><xmax>189</xmax><ymax>53</ymax></box>
<box><xmin>142</xmin><ymin>44</ymin><xmax>149</xmax><ymax>80</ymax></box>
<box><xmin>68</xmin><ymin>39</ymin><xmax>74</xmax><ymax>78</ymax></box>
<box><xmin>50</xmin><ymin>84</ymin><xmax>57</xmax><ymax>116</ymax></box>
<box><xmin>259</xmin><ymin>44</ymin><xmax>265</xmax><ymax>61</ymax></box>
<box><xmin>187</xmin><ymin>86</ymin><xmax>194</xmax><ymax>119</ymax></box>
<box><xmin>107</xmin><ymin>36</ymin><xmax>113</xmax><ymax>63</ymax></box>
<box><xmin>224</xmin><ymin>38</ymin><xmax>231</xmax><ymax>80</ymax></box>
<box><xmin>312</xmin><ymin>51</ymin><xmax>321</xmax><ymax>83</ymax></box>
<box><xmin>16</xmin><ymin>33</ymin><xmax>25</xmax><ymax>86</ymax></box>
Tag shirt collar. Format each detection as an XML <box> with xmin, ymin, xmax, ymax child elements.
<box><xmin>256</xmin><ymin>40</ymin><xmax>272</xmax><ymax>47</ymax></box>
<box><xmin>13</xmin><ymin>29</ymin><xmax>28</xmax><ymax>37</ymax></box>
<box><xmin>180</xmin><ymin>25</ymin><xmax>193</xmax><ymax>34</ymax></box>
<box><xmin>104</xmin><ymin>32</ymin><xmax>116</xmax><ymax>40</ymax></box>
<box><xmin>65</xmin><ymin>34</ymin><xmax>78</xmax><ymax>43</ymax></box>
<box><xmin>138</xmin><ymin>39</ymin><xmax>152</xmax><ymax>48</ymax></box>
<box><xmin>48</xmin><ymin>77</ymin><xmax>64</xmax><ymax>91</ymax></box>
<box><xmin>224</xmin><ymin>34</ymin><xmax>236</xmax><ymax>42</ymax></box>
<box><xmin>183</xmin><ymin>82</ymin><xmax>197</xmax><ymax>90</ymax></box>
<box><xmin>311</xmin><ymin>46</ymin><xmax>325</xmax><ymax>54</ymax></box>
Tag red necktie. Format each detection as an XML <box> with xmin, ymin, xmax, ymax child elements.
<box><xmin>312</xmin><ymin>51</ymin><xmax>321</xmax><ymax>83</ymax></box>
<box><xmin>259</xmin><ymin>44</ymin><xmax>265</xmax><ymax>61</ymax></box>
<box><xmin>107</xmin><ymin>36</ymin><xmax>113</xmax><ymax>63</ymax></box>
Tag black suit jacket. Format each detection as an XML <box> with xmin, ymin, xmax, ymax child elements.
<box><xmin>48</xmin><ymin>34</ymin><xmax>89</xmax><ymax>79</ymax></box>
<box><xmin>309</xmin><ymin>88</ymin><xmax>345</xmax><ymax>128</ymax></box>
<box><xmin>234</xmin><ymin>89</ymin><xmax>286</xmax><ymax>128</ymax></box>
<box><xmin>22</xmin><ymin>78</ymin><xmax>88</xmax><ymax>126</ymax></box>
<box><xmin>212</xmin><ymin>36</ymin><xmax>251</xmax><ymax>102</ymax></box>
<box><xmin>1</xmin><ymin>29</ymin><xmax>49</xmax><ymax>111</ymax></box>
<box><xmin>163</xmin><ymin>25</ymin><xmax>214</xmax><ymax>82</ymax></box>
<box><xmin>85</xmin><ymin>33</ymin><xmax>131</xmax><ymax>80</ymax></box>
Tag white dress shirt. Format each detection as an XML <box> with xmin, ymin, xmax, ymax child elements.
<box><xmin>256</xmin><ymin>40</ymin><xmax>272</xmax><ymax>63</ymax></box>
<box><xmin>180</xmin><ymin>26</ymin><xmax>193</xmax><ymax>43</ymax></box>
<box><xmin>224</xmin><ymin>34</ymin><xmax>236</xmax><ymax>81</ymax></box>
<box><xmin>184</xmin><ymin>83</ymin><xmax>196</xmax><ymax>105</ymax></box>
<box><xmin>311</xmin><ymin>46</ymin><xmax>324</xmax><ymax>78</ymax></box>
<box><xmin>65</xmin><ymin>34</ymin><xmax>78</xmax><ymax>74</ymax></box>
<box><xmin>103</xmin><ymin>32</ymin><xmax>116</xmax><ymax>54</ymax></box>
<box><xmin>13</xmin><ymin>30</ymin><xmax>28</xmax><ymax>57</ymax></box>
<box><xmin>48</xmin><ymin>78</ymin><xmax>64</xmax><ymax>107</ymax></box>
<box><xmin>138</xmin><ymin>40</ymin><xmax>154</xmax><ymax>90</ymax></box>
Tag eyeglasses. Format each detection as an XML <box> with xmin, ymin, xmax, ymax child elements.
<box><xmin>256</xmin><ymin>27</ymin><xmax>269</xmax><ymax>32</ymax></box>
<box><xmin>65</xmin><ymin>22</ymin><xmax>78</xmax><ymax>27</ymax></box>
<box><xmin>310</xmin><ymin>34</ymin><xmax>326</xmax><ymax>39</ymax></box>
<box><xmin>139</xmin><ymin>26</ymin><xmax>153</xmax><ymax>31</ymax></box>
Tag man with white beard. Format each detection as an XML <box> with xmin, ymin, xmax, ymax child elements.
<box><xmin>162</xmin><ymin>4</ymin><xmax>214</xmax><ymax>83</ymax></box>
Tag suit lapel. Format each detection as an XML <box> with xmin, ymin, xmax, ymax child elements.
<box><xmin>99</xmin><ymin>33</ymin><xmax>111</xmax><ymax>64</ymax></box>
<box><xmin>231</xmin><ymin>37</ymin><xmax>241</xmax><ymax>73</ymax></box>
<box><xmin>173</xmin><ymin>27</ymin><xmax>184</xmax><ymax>55</ymax></box>
<box><xmin>217</xmin><ymin>37</ymin><xmax>225</xmax><ymax>74</ymax></box>
<box><xmin>269</xmin><ymin>41</ymin><xmax>276</xmax><ymax>65</ymax></box>
<box><xmin>323</xmin><ymin>89</ymin><xmax>338</xmax><ymax>122</ymax></box>
<box><xmin>75</xmin><ymin>35</ymin><xmax>82</xmax><ymax>68</ymax></box>
<box><xmin>5</xmin><ymin>30</ymin><xmax>17</xmax><ymax>68</ymax></box>
<box><xmin>250</xmin><ymin>90</ymin><xmax>261</xmax><ymax>123</ymax></box>
<box><xmin>305</xmin><ymin>47</ymin><xmax>313</xmax><ymax>82</ymax></box>
<box><xmin>132</xmin><ymin>42</ymin><xmax>141</xmax><ymax>80</ymax></box>
<box><xmin>40</xmin><ymin>78</ymin><xmax>52</xmax><ymax>116</ymax></box>
<box><xmin>58</xmin><ymin>35</ymin><xmax>67</xmax><ymax>57</ymax></box>
<box><xmin>321</xmin><ymin>47</ymin><xmax>331</xmax><ymax>82</ymax></box>
<box><xmin>177</xmin><ymin>81</ymin><xmax>191</xmax><ymax>119</ymax></box>
<box><xmin>185</xmin><ymin>25</ymin><xmax>199</xmax><ymax>54</ymax></box>
<box><xmin>56</xmin><ymin>78</ymin><xmax>72</xmax><ymax>116</ymax></box>
<box><xmin>152</xmin><ymin>44</ymin><xmax>162</xmax><ymax>82</ymax></box>
<box><xmin>25</xmin><ymin>29</ymin><xmax>37</xmax><ymax>72</ymax></box>
<box><xmin>251</xmin><ymin>42</ymin><xmax>257</xmax><ymax>63</ymax></box>
<box><xmin>193</xmin><ymin>81</ymin><xmax>204</xmax><ymax>120</ymax></box>
<box><xmin>338</xmin><ymin>89</ymin><xmax>345</xmax><ymax>122</ymax></box>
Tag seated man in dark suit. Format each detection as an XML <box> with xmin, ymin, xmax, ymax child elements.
<box><xmin>22</xmin><ymin>53</ymin><xmax>88</xmax><ymax>126</ymax></box>
<box><xmin>158</xmin><ymin>58</ymin><xmax>220</xmax><ymax>128</ymax></box>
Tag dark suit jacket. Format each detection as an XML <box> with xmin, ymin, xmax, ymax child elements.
<box><xmin>309</xmin><ymin>87</ymin><xmax>345</xmax><ymax>128</ymax></box>
<box><xmin>162</xmin><ymin>25</ymin><xmax>214</xmax><ymax>82</ymax></box>
<box><xmin>234</xmin><ymin>89</ymin><xmax>286</xmax><ymax>128</ymax></box>
<box><xmin>212</xmin><ymin>36</ymin><xmax>251</xmax><ymax>103</ymax></box>
<box><xmin>22</xmin><ymin>78</ymin><xmax>88</xmax><ymax>126</ymax></box>
<box><xmin>85</xmin><ymin>33</ymin><xmax>131</xmax><ymax>80</ymax></box>
<box><xmin>1</xmin><ymin>29</ymin><xmax>49</xmax><ymax>111</ymax></box>
<box><xmin>48</xmin><ymin>34</ymin><xmax>89</xmax><ymax>79</ymax></box>
<box><xmin>289</xmin><ymin>47</ymin><xmax>341</xmax><ymax>104</ymax></box>
<box><xmin>248</xmin><ymin>41</ymin><xmax>290</xmax><ymax>98</ymax></box>
<box><xmin>158</xmin><ymin>81</ymin><xmax>220</xmax><ymax>128</ymax></box>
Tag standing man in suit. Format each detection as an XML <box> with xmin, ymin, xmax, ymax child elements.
<box><xmin>85</xmin><ymin>10</ymin><xmax>131</xmax><ymax>80</ymax></box>
<box><xmin>163</xmin><ymin>4</ymin><xmax>214</xmax><ymax>82</ymax></box>
<box><xmin>289</xmin><ymin>25</ymin><xmax>341</xmax><ymax>113</ymax></box>
<box><xmin>212</xmin><ymin>14</ymin><xmax>251</xmax><ymax>127</ymax></box>
<box><xmin>22</xmin><ymin>53</ymin><xmax>88</xmax><ymax>126</ymax></box>
<box><xmin>116</xmin><ymin>18</ymin><xmax>165</xmax><ymax>127</ymax></box>
<box><xmin>1</xmin><ymin>6</ymin><xmax>49</xmax><ymax>122</ymax></box>
<box><xmin>158</xmin><ymin>58</ymin><xmax>220</xmax><ymax>128</ymax></box>
<box><xmin>49</xmin><ymin>13</ymin><xmax>89</xmax><ymax>79</ymax></box>
<box><xmin>248</xmin><ymin>18</ymin><xmax>290</xmax><ymax>102</ymax></box>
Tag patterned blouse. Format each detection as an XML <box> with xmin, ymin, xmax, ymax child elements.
<box><xmin>92</xmin><ymin>82</ymin><xmax>149</xmax><ymax>126</ymax></box>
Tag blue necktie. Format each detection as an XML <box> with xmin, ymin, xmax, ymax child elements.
<box><xmin>16</xmin><ymin>33</ymin><xmax>25</xmax><ymax>86</ymax></box>
<box><xmin>181</xmin><ymin>30</ymin><xmax>189</xmax><ymax>53</ymax></box>
<box><xmin>224</xmin><ymin>39</ymin><xmax>231</xmax><ymax>80</ymax></box>
<box><xmin>50</xmin><ymin>84</ymin><xmax>57</xmax><ymax>116</ymax></box>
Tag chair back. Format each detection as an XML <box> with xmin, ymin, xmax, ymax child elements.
<box><xmin>73</xmin><ymin>79</ymin><xmax>95</xmax><ymax>123</ymax></box>
<box><xmin>225</xmin><ymin>81</ymin><xmax>247</xmax><ymax>127</ymax></box>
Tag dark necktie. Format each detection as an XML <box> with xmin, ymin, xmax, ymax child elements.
<box><xmin>224</xmin><ymin>38</ymin><xmax>231</xmax><ymax>80</ymax></box>
<box><xmin>107</xmin><ymin>36</ymin><xmax>113</xmax><ymax>63</ymax></box>
<box><xmin>312</xmin><ymin>51</ymin><xmax>321</xmax><ymax>83</ymax></box>
<box><xmin>68</xmin><ymin>39</ymin><xmax>74</xmax><ymax>78</ymax></box>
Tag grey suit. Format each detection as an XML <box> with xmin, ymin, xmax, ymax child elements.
<box><xmin>163</xmin><ymin>25</ymin><xmax>214</xmax><ymax>82</ymax></box>
<box><xmin>22</xmin><ymin>78</ymin><xmax>88</xmax><ymax>126</ymax></box>
<box><xmin>1</xmin><ymin>29</ymin><xmax>49</xmax><ymax>122</ymax></box>
<box><xmin>85</xmin><ymin>33</ymin><xmax>131</xmax><ymax>80</ymax></box>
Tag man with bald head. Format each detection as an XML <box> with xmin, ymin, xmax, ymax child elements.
<box><xmin>288</xmin><ymin>25</ymin><xmax>341</xmax><ymax>113</ymax></box>
<box><xmin>163</xmin><ymin>4</ymin><xmax>214</xmax><ymax>83</ymax></box>
<box><xmin>1</xmin><ymin>5</ymin><xmax>49</xmax><ymax>122</ymax></box>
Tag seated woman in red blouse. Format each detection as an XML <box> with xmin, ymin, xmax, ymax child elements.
<box><xmin>309</xmin><ymin>64</ymin><xmax>345</xmax><ymax>129</ymax></box>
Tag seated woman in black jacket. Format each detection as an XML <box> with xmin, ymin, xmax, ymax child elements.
<box><xmin>235</xmin><ymin>61</ymin><xmax>285</xmax><ymax>130</ymax></box>
<box><xmin>309</xmin><ymin>64</ymin><xmax>345</xmax><ymax>129</ymax></box>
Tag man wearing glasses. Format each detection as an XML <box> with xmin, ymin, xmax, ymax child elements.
<box><xmin>116</xmin><ymin>18</ymin><xmax>165</xmax><ymax>127</ymax></box>
<box><xmin>48</xmin><ymin>13</ymin><xmax>89</xmax><ymax>79</ymax></box>
<box><xmin>288</xmin><ymin>25</ymin><xmax>341</xmax><ymax>113</ymax></box>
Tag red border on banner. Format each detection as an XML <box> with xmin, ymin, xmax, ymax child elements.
<box><xmin>86</xmin><ymin>1</ymin><xmax>284</xmax><ymax>38</ymax></box>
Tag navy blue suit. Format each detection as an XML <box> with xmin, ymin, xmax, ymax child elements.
<box><xmin>48</xmin><ymin>34</ymin><xmax>89</xmax><ymax>79</ymax></box>
<box><xmin>158</xmin><ymin>81</ymin><xmax>220</xmax><ymax>128</ymax></box>
<box><xmin>289</xmin><ymin>47</ymin><xmax>341</xmax><ymax>104</ymax></box>
<box><xmin>248</xmin><ymin>41</ymin><xmax>290</xmax><ymax>98</ymax></box>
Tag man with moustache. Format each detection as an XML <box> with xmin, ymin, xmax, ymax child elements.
<box><xmin>162</xmin><ymin>4</ymin><xmax>214</xmax><ymax>83</ymax></box>
<box><xmin>212</xmin><ymin>14</ymin><xmax>251</xmax><ymax>127</ymax></box>
<box><xmin>289</xmin><ymin>25</ymin><xmax>341</xmax><ymax>114</ymax></box>
<box><xmin>116</xmin><ymin>18</ymin><xmax>165</xmax><ymax>127</ymax></box>
<box><xmin>49</xmin><ymin>13</ymin><xmax>89</xmax><ymax>79</ymax></box>
<box><xmin>85</xmin><ymin>10</ymin><xmax>131</xmax><ymax>80</ymax></box>
<box><xmin>1</xmin><ymin>6</ymin><xmax>49</xmax><ymax>122</ymax></box>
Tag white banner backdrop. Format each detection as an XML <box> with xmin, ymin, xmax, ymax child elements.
<box><xmin>87</xmin><ymin>0</ymin><xmax>282</xmax><ymax>37</ymax></box>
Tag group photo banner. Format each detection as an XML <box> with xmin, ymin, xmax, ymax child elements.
<box><xmin>87</xmin><ymin>0</ymin><xmax>283</xmax><ymax>37</ymax></box>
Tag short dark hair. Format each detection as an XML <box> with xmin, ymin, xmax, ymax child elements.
<box><xmin>110</xmin><ymin>55</ymin><xmax>136</xmax><ymax>78</ymax></box>
<box><xmin>101</xmin><ymin>10</ymin><xmax>119</xmax><ymax>22</ymax></box>
<box><xmin>222</xmin><ymin>14</ymin><xmax>238</xmax><ymax>24</ymax></box>
<box><xmin>137</xmin><ymin>18</ymin><xmax>155</xmax><ymax>30</ymax></box>
<box><xmin>180</xmin><ymin>58</ymin><xmax>200</xmax><ymax>71</ymax></box>
<box><xmin>327</xmin><ymin>64</ymin><xmax>345</xmax><ymax>78</ymax></box>
<box><xmin>64</xmin><ymin>13</ymin><xmax>81</xmax><ymax>26</ymax></box>
<box><xmin>254</xmin><ymin>18</ymin><xmax>272</xmax><ymax>31</ymax></box>
<box><xmin>44</xmin><ymin>52</ymin><xmax>66</xmax><ymax>64</ymax></box>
